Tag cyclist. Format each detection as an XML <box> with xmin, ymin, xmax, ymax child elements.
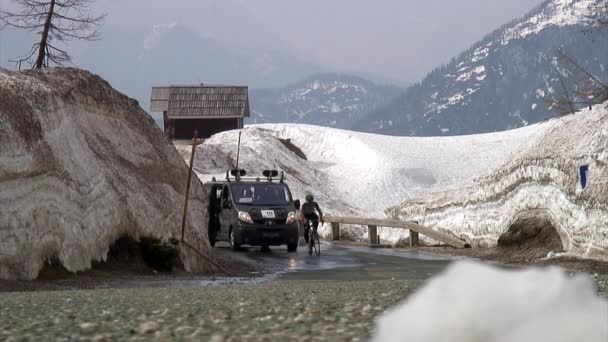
<box><xmin>301</xmin><ymin>194</ymin><xmax>323</xmax><ymax>243</ymax></box>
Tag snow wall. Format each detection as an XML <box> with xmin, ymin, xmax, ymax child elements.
<box><xmin>387</xmin><ymin>103</ymin><xmax>608</xmax><ymax>259</ymax></box>
<box><xmin>0</xmin><ymin>68</ymin><xmax>212</xmax><ymax>280</ymax></box>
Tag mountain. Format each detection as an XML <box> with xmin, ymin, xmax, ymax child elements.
<box><xmin>247</xmin><ymin>74</ymin><xmax>401</xmax><ymax>129</ymax></box>
<box><xmin>76</xmin><ymin>24</ymin><xmax>325</xmax><ymax>107</ymax></box>
<box><xmin>1</xmin><ymin>24</ymin><xmax>327</xmax><ymax>126</ymax></box>
<box><xmin>99</xmin><ymin>0</ymin><xmax>289</xmax><ymax>52</ymax></box>
<box><xmin>354</xmin><ymin>0</ymin><xmax>608</xmax><ymax>136</ymax></box>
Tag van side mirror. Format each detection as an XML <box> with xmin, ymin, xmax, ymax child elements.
<box><xmin>294</xmin><ymin>199</ymin><xmax>300</xmax><ymax>210</ymax></box>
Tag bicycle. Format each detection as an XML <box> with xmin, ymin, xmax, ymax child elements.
<box><xmin>306</xmin><ymin>219</ymin><xmax>321</xmax><ymax>256</ymax></box>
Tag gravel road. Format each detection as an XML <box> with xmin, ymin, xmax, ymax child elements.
<box><xmin>1</xmin><ymin>244</ymin><xmax>607</xmax><ymax>341</ymax></box>
<box><xmin>0</xmin><ymin>279</ymin><xmax>413</xmax><ymax>341</ymax></box>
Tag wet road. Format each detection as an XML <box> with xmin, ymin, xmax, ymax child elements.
<box><xmin>0</xmin><ymin>243</ymin><xmax>456</xmax><ymax>341</ymax></box>
<box><xmin>0</xmin><ymin>242</ymin><xmax>455</xmax><ymax>293</ymax></box>
<box><xmin>217</xmin><ymin>242</ymin><xmax>454</xmax><ymax>283</ymax></box>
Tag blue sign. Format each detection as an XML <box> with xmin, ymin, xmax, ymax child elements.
<box><xmin>580</xmin><ymin>165</ymin><xmax>589</xmax><ymax>189</ymax></box>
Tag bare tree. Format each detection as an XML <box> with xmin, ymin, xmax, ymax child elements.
<box><xmin>546</xmin><ymin>49</ymin><xmax>608</xmax><ymax>116</ymax></box>
<box><xmin>0</xmin><ymin>0</ymin><xmax>105</xmax><ymax>69</ymax></box>
<box><xmin>586</xmin><ymin>1</ymin><xmax>608</xmax><ymax>30</ymax></box>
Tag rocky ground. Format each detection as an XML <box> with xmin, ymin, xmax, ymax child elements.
<box><xmin>1</xmin><ymin>242</ymin><xmax>607</xmax><ymax>341</ymax></box>
<box><xmin>0</xmin><ymin>279</ymin><xmax>410</xmax><ymax>341</ymax></box>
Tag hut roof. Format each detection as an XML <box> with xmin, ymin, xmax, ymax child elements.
<box><xmin>150</xmin><ymin>85</ymin><xmax>250</xmax><ymax>119</ymax></box>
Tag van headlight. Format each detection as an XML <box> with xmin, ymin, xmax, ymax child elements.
<box><xmin>238</xmin><ymin>211</ymin><xmax>253</xmax><ymax>224</ymax></box>
<box><xmin>286</xmin><ymin>211</ymin><xmax>297</xmax><ymax>224</ymax></box>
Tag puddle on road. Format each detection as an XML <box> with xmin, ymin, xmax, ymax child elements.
<box><xmin>2</xmin><ymin>244</ymin><xmax>460</xmax><ymax>292</ymax></box>
<box><xmin>244</xmin><ymin>244</ymin><xmax>363</xmax><ymax>276</ymax></box>
<box><xmin>343</xmin><ymin>245</ymin><xmax>461</xmax><ymax>261</ymax></box>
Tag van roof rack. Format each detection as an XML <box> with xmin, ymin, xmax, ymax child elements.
<box><xmin>224</xmin><ymin>169</ymin><xmax>286</xmax><ymax>183</ymax></box>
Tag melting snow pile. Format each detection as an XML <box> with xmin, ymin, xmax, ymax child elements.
<box><xmin>389</xmin><ymin>104</ymin><xmax>608</xmax><ymax>259</ymax></box>
<box><xmin>0</xmin><ymin>68</ymin><xmax>211</xmax><ymax>280</ymax></box>
<box><xmin>180</xmin><ymin>123</ymin><xmax>539</xmax><ymax>240</ymax></box>
<box><xmin>373</xmin><ymin>261</ymin><xmax>608</xmax><ymax>342</ymax></box>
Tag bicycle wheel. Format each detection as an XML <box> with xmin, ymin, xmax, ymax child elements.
<box><xmin>314</xmin><ymin>231</ymin><xmax>320</xmax><ymax>256</ymax></box>
<box><xmin>307</xmin><ymin>223</ymin><xmax>313</xmax><ymax>256</ymax></box>
<box><xmin>308</xmin><ymin>231</ymin><xmax>313</xmax><ymax>256</ymax></box>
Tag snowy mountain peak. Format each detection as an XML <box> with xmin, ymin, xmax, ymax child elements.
<box><xmin>279</xmin><ymin>75</ymin><xmax>372</xmax><ymax>118</ymax></box>
<box><xmin>502</xmin><ymin>0</ymin><xmax>597</xmax><ymax>43</ymax></box>
<box><xmin>356</xmin><ymin>0</ymin><xmax>608</xmax><ymax>137</ymax></box>
<box><xmin>249</xmin><ymin>74</ymin><xmax>401</xmax><ymax>129</ymax></box>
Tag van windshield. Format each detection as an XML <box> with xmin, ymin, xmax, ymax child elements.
<box><xmin>230</xmin><ymin>183</ymin><xmax>292</xmax><ymax>206</ymax></box>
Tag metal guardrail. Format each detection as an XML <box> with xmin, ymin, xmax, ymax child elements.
<box><xmin>324</xmin><ymin>215</ymin><xmax>470</xmax><ymax>249</ymax></box>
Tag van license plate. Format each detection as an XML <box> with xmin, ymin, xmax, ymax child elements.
<box><xmin>261</xmin><ymin>210</ymin><xmax>276</xmax><ymax>218</ymax></box>
<box><xmin>263</xmin><ymin>232</ymin><xmax>280</xmax><ymax>238</ymax></box>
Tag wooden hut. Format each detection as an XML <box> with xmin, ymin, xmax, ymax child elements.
<box><xmin>149</xmin><ymin>84</ymin><xmax>250</xmax><ymax>139</ymax></box>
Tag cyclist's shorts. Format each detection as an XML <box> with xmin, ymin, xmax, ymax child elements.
<box><xmin>304</xmin><ymin>214</ymin><xmax>319</xmax><ymax>221</ymax></box>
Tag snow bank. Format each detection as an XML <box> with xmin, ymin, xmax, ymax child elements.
<box><xmin>176</xmin><ymin>127</ymin><xmax>363</xmax><ymax>215</ymax></box>
<box><xmin>389</xmin><ymin>104</ymin><xmax>608</xmax><ymax>259</ymax></box>
<box><xmin>373</xmin><ymin>261</ymin><xmax>608</xmax><ymax>342</ymax></box>
<box><xmin>264</xmin><ymin>124</ymin><xmax>540</xmax><ymax>216</ymax></box>
<box><xmin>0</xmin><ymin>68</ymin><xmax>212</xmax><ymax>280</ymax></box>
<box><xmin>183</xmin><ymin>123</ymin><xmax>539</xmax><ymax>240</ymax></box>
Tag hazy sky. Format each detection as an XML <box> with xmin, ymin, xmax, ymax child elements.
<box><xmin>1</xmin><ymin>0</ymin><xmax>545</xmax><ymax>83</ymax></box>
<box><xmin>238</xmin><ymin>0</ymin><xmax>545</xmax><ymax>82</ymax></box>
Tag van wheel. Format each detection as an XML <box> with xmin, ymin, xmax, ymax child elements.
<box><xmin>287</xmin><ymin>243</ymin><xmax>298</xmax><ymax>253</ymax></box>
<box><xmin>229</xmin><ymin>229</ymin><xmax>240</xmax><ymax>251</ymax></box>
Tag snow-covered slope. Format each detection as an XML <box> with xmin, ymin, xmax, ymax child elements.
<box><xmin>263</xmin><ymin>124</ymin><xmax>541</xmax><ymax>215</ymax></box>
<box><xmin>188</xmin><ymin>102</ymin><xmax>608</xmax><ymax>255</ymax></box>
<box><xmin>502</xmin><ymin>0</ymin><xmax>600</xmax><ymax>41</ymax></box>
<box><xmin>388</xmin><ymin>103</ymin><xmax>608</xmax><ymax>259</ymax></box>
<box><xmin>356</xmin><ymin>0</ymin><xmax>608</xmax><ymax>136</ymax></box>
<box><xmin>248</xmin><ymin>74</ymin><xmax>400</xmax><ymax>130</ymax></box>
<box><xmin>179</xmin><ymin>121</ymin><xmax>541</xmax><ymax>239</ymax></box>
<box><xmin>0</xmin><ymin>68</ymin><xmax>212</xmax><ymax>280</ymax></box>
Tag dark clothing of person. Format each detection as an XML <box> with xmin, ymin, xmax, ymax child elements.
<box><xmin>301</xmin><ymin>201</ymin><xmax>322</xmax><ymax>220</ymax></box>
<box><xmin>302</xmin><ymin>201</ymin><xmax>322</xmax><ymax>243</ymax></box>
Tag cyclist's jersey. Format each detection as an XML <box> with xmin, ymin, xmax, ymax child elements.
<box><xmin>301</xmin><ymin>201</ymin><xmax>322</xmax><ymax>220</ymax></box>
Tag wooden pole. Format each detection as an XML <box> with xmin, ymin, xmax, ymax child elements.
<box><xmin>235</xmin><ymin>131</ymin><xmax>242</xmax><ymax>171</ymax></box>
<box><xmin>181</xmin><ymin>130</ymin><xmax>198</xmax><ymax>242</ymax></box>
<box><xmin>181</xmin><ymin>240</ymin><xmax>229</xmax><ymax>275</ymax></box>
<box><xmin>332</xmin><ymin>222</ymin><xmax>340</xmax><ymax>241</ymax></box>
<box><xmin>368</xmin><ymin>225</ymin><xmax>378</xmax><ymax>245</ymax></box>
<box><xmin>409</xmin><ymin>230</ymin><xmax>419</xmax><ymax>247</ymax></box>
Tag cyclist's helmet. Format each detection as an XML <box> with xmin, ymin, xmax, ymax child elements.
<box><xmin>306</xmin><ymin>194</ymin><xmax>314</xmax><ymax>202</ymax></box>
